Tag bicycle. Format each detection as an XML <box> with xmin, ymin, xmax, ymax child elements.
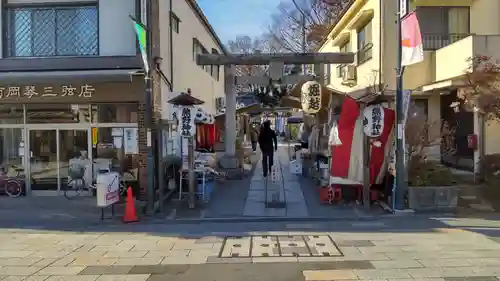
<box><xmin>64</xmin><ymin>163</ymin><xmax>95</xmax><ymax>199</ymax></box>
<box><xmin>0</xmin><ymin>168</ymin><xmax>22</xmax><ymax>198</ymax></box>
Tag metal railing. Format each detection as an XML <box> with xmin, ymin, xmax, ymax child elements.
<box><xmin>5</xmin><ymin>6</ymin><xmax>98</xmax><ymax>57</ymax></box>
<box><xmin>357</xmin><ymin>43</ymin><xmax>373</xmax><ymax>65</ymax></box>
<box><xmin>421</xmin><ymin>33</ymin><xmax>470</xmax><ymax>51</ymax></box>
<box><xmin>336</xmin><ymin>64</ymin><xmax>346</xmax><ymax>78</ymax></box>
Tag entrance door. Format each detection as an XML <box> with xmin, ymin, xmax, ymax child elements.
<box><xmin>28</xmin><ymin>129</ymin><xmax>58</xmax><ymax>193</ymax></box>
<box><xmin>58</xmin><ymin>130</ymin><xmax>91</xmax><ymax>191</ymax></box>
<box><xmin>27</xmin><ymin>128</ymin><xmax>91</xmax><ymax>195</ymax></box>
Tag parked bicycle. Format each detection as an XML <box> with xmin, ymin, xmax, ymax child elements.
<box><xmin>0</xmin><ymin>167</ymin><xmax>22</xmax><ymax>198</ymax></box>
<box><xmin>64</xmin><ymin>161</ymin><xmax>135</xmax><ymax>199</ymax></box>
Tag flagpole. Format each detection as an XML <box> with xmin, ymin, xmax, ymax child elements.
<box><xmin>394</xmin><ymin>0</ymin><xmax>406</xmax><ymax>211</ymax></box>
<box><xmin>144</xmin><ymin>0</ymin><xmax>155</xmax><ymax>215</ymax></box>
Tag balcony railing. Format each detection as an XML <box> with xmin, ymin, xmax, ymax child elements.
<box><xmin>357</xmin><ymin>43</ymin><xmax>373</xmax><ymax>65</ymax></box>
<box><xmin>336</xmin><ymin>64</ymin><xmax>346</xmax><ymax>78</ymax></box>
<box><xmin>5</xmin><ymin>5</ymin><xmax>98</xmax><ymax>57</ymax></box>
<box><xmin>422</xmin><ymin>33</ymin><xmax>470</xmax><ymax>51</ymax></box>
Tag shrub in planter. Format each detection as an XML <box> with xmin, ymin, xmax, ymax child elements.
<box><xmin>408</xmin><ymin>158</ymin><xmax>455</xmax><ymax>187</ymax></box>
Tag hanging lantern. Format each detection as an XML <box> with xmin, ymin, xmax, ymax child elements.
<box><xmin>362</xmin><ymin>105</ymin><xmax>385</xmax><ymax>138</ymax></box>
<box><xmin>301</xmin><ymin>81</ymin><xmax>322</xmax><ymax>114</ymax></box>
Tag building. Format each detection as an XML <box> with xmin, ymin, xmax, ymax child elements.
<box><xmin>0</xmin><ymin>0</ymin><xmax>225</xmax><ymax>197</ymax></box>
<box><xmin>319</xmin><ymin>0</ymin><xmax>500</xmax><ymax>173</ymax></box>
<box><xmin>158</xmin><ymin>0</ymin><xmax>225</xmax><ymax>116</ymax></box>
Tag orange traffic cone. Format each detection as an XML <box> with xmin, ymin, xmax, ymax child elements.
<box><xmin>123</xmin><ymin>187</ymin><xmax>138</xmax><ymax>223</ymax></box>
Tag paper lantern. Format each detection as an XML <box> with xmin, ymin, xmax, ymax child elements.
<box><xmin>301</xmin><ymin>81</ymin><xmax>322</xmax><ymax>114</ymax></box>
<box><xmin>363</xmin><ymin>105</ymin><xmax>385</xmax><ymax>138</ymax></box>
<box><xmin>194</xmin><ymin>107</ymin><xmax>205</xmax><ymax>122</ymax></box>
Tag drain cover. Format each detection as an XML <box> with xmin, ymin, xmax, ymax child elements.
<box><xmin>219</xmin><ymin>235</ymin><xmax>343</xmax><ymax>258</ymax></box>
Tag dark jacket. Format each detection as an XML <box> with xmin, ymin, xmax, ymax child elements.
<box><xmin>258</xmin><ymin>122</ymin><xmax>277</xmax><ymax>153</ymax></box>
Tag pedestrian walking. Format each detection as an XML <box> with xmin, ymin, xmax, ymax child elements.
<box><xmin>258</xmin><ymin>120</ymin><xmax>277</xmax><ymax>177</ymax></box>
<box><xmin>250</xmin><ymin>126</ymin><xmax>258</xmax><ymax>152</ymax></box>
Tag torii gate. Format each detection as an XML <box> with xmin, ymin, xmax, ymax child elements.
<box><xmin>196</xmin><ymin>52</ymin><xmax>355</xmax><ymax>168</ymax></box>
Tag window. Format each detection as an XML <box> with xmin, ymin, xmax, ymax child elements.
<box><xmin>171</xmin><ymin>12</ymin><xmax>180</xmax><ymax>33</ymax></box>
<box><xmin>211</xmin><ymin>48</ymin><xmax>220</xmax><ymax>80</ymax></box>
<box><xmin>6</xmin><ymin>5</ymin><xmax>98</xmax><ymax>57</ymax></box>
<box><xmin>192</xmin><ymin>38</ymin><xmax>211</xmax><ymax>73</ymax></box>
<box><xmin>91</xmin><ymin>103</ymin><xmax>138</xmax><ymax>123</ymax></box>
<box><xmin>357</xmin><ymin>21</ymin><xmax>373</xmax><ymax>64</ymax></box>
<box><xmin>417</xmin><ymin>7</ymin><xmax>470</xmax><ymax>50</ymax></box>
<box><xmin>337</xmin><ymin>41</ymin><xmax>350</xmax><ymax>77</ymax></box>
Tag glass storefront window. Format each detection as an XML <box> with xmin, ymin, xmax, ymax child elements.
<box><xmin>26</xmin><ymin>104</ymin><xmax>90</xmax><ymax>124</ymax></box>
<box><xmin>92</xmin><ymin>127</ymin><xmax>138</xmax><ymax>182</ymax></box>
<box><xmin>0</xmin><ymin>105</ymin><xmax>24</xmax><ymax>124</ymax></box>
<box><xmin>0</xmin><ymin>128</ymin><xmax>24</xmax><ymax>177</ymax></box>
<box><xmin>91</xmin><ymin>103</ymin><xmax>138</xmax><ymax>123</ymax></box>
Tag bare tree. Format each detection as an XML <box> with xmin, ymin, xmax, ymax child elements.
<box><xmin>265</xmin><ymin>0</ymin><xmax>349</xmax><ymax>52</ymax></box>
<box><xmin>226</xmin><ymin>35</ymin><xmax>270</xmax><ymax>77</ymax></box>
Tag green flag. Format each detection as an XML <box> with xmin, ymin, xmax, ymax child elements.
<box><xmin>132</xmin><ymin>17</ymin><xmax>149</xmax><ymax>74</ymax></box>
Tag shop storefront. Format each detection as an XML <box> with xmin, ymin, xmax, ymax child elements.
<box><xmin>0</xmin><ymin>78</ymin><xmax>146</xmax><ymax>196</ymax></box>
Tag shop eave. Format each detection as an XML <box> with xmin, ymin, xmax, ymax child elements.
<box><xmin>0</xmin><ymin>55</ymin><xmax>142</xmax><ymax>72</ymax></box>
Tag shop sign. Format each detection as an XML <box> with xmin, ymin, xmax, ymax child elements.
<box><xmin>0</xmin><ymin>84</ymin><xmax>95</xmax><ymax>99</ymax></box>
<box><xmin>363</xmin><ymin>105</ymin><xmax>385</xmax><ymax>138</ymax></box>
<box><xmin>96</xmin><ymin>172</ymin><xmax>120</xmax><ymax>207</ymax></box>
<box><xmin>301</xmin><ymin>81</ymin><xmax>322</xmax><ymax>114</ymax></box>
<box><xmin>262</xmin><ymin>111</ymin><xmax>292</xmax><ymax>118</ymax></box>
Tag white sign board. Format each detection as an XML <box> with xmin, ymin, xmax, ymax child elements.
<box><xmin>123</xmin><ymin>128</ymin><xmax>138</xmax><ymax>154</ymax></box>
<box><xmin>400</xmin><ymin>0</ymin><xmax>408</xmax><ymax>18</ymax></box>
<box><xmin>363</xmin><ymin>105</ymin><xmax>385</xmax><ymax>138</ymax></box>
<box><xmin>96</xmin><ymin>172</ymin><xmax>120</xmax><ymax>207</ymax></box>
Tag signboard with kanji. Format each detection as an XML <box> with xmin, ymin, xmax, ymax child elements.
<box><xmin>0</xmin><ymin>84</ymin><xmax>95</xmax><ymax>100</ymax></box>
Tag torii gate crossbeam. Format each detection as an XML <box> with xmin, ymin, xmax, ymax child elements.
<box><xmin>197</xmin><ymin>52</ymin><xmax>355</xmax><ymax>168</ymax></box>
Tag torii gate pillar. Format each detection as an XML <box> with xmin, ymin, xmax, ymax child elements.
<box><xmin>223</xmin><ymin>65</ymin><xmax>237</xmax><ymax>163</ymax></box>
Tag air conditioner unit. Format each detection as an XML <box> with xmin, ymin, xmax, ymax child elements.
<box><xmin>341</xmin><ymin>65</ymin><xmax>357</xmax><ymax>86</ymax></box>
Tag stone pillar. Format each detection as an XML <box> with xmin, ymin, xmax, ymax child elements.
<box><xmin>220</xmin><ymin>65</ymin><xmax>239</xmax><ymax>169</ymax></box>
<box><xmin>224</xmin><ymin>65</ymin><xmax>237</xmax><ymax>156</ymax></box>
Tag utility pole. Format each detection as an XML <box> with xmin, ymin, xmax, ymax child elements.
<box><xmin>145</xmin><ymin>0</ymin><xmax>155</xmax><ymax>215</ymax></box>
<box><xmin>394</xmin><ymin>0</ymin><xmax>406</xmax><ymax>211</ymax></box>
<box><xmin>301</xmin><ymin>13</ymin><xmax>307</xmax><ymax>74</ymax></box>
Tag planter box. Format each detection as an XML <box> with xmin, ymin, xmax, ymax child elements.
<box><xmin>408</xmin><ymin>185</ymin><xmax>458</xmax><ymax>211</ymax></box>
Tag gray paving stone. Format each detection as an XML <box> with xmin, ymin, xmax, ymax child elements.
<box><xmin>79</xmin><ymin>266</ymin><xmax>132</xmax><ymax>275</ymax></box>
<box><xmin>128</xmin><ymin>265</ymin><xmax>189</xmax><ymax>275</ymax></box>
<box><xmin>444</xmin><ymin>277</ymin><xmax>500</xmax><ymax>281</ymax></box>
<box><xmin>336</xmin><ymin>240</ymin><xmax>375</xmax><ymax>247</ymax></box>
<box><xmin>206</xmin><ymin>257</ymin><xmax>252</xmax><ymax>263</ymax></box>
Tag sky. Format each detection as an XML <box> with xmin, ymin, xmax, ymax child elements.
<box><xmin>196</xmin><ymin>0</ymin><xmax>282</xmax><ymax>44</ymax></box>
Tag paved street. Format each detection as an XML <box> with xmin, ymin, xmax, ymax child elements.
<box><xmin>0</xmin><ymin>215</ymin><xmax>499</xmax><ymax>280</ymax></box>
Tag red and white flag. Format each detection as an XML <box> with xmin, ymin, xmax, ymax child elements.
<box><xmin>401</xmin><ymin>12</ymin><xmax>424</xmax><ymax>66</ymax></box>
<box><xmin>330</xmin><ymin>97</ymin><xmax>395</xmax><ymax>185</ymax></box>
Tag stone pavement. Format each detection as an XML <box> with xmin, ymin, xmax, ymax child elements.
<box><xmin>243</xmin><ymin>146</ymin><xmax>308</xmax><ymax>217</ymax></box>
<box><xmin>0</xmin><ymin>216</ymin><xmax>499</xmax><ymax>280</ymax></box>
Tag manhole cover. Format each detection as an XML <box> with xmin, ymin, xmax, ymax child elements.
<box><xmin>219</xmin><ymin>235</ymin><xmax>343</xmax><ymax>258</ymax></box>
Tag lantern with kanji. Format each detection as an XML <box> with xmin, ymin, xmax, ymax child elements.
<box><xmin>362</xmin><ymin>104</ymin><xmax>385</xmax><ymax>138</ymax></box>
<box><xmin>300</xmin><ymin>81</ymin><xmax>322</xmax><ymax>114</ymax></box>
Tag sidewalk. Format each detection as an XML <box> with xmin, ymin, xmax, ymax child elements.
<box><xmin>0</xmin><ymin>216</ymin><xmax>499</xmax><ymax>280</ymax></box>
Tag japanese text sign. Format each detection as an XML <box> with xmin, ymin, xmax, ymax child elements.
<box><xmin>0</xmin><ymin>84</ymin><xmax>95</xmax><ymax>100</ymax></box>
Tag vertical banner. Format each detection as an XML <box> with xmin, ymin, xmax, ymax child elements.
<box><xmin>401</xmin><ymin>12</ymin><xmax>424</xmax><ymax>66</ymax></box>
